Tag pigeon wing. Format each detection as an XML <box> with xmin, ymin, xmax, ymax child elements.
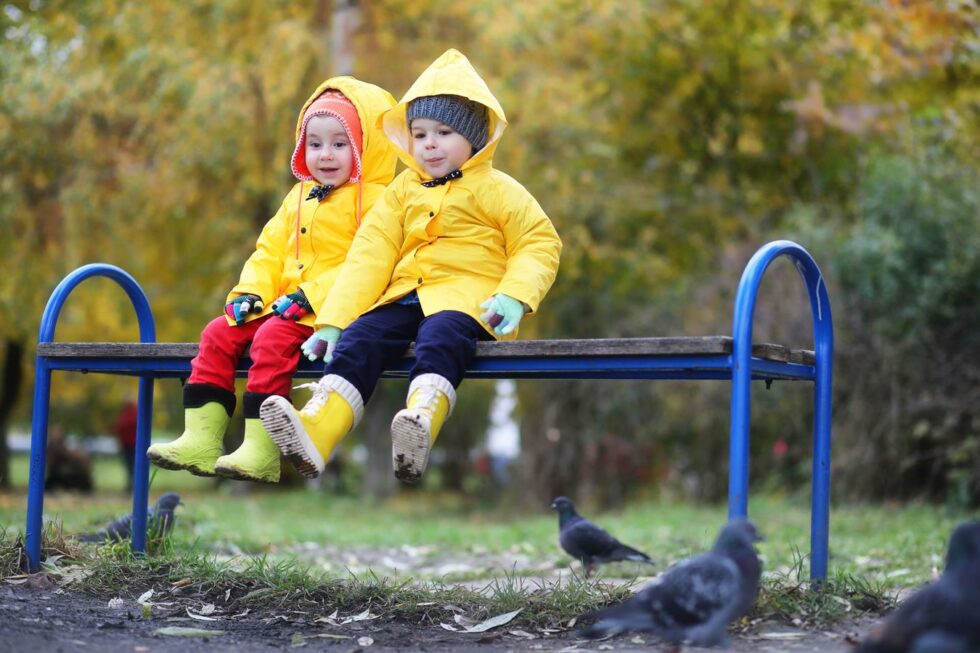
<box><xmin>561</xmin><ymin>518</ymin><xmax>623</xmax><ymax>563</ymax></box>
<box><xmin>643</xmin><ymin>553</ymin><xmax>740</xmax><ymax>629</ymax></box>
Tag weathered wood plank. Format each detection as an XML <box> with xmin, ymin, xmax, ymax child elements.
<box><xmin>38</xmin><ymin>338</ymin><xmax>815</xmax><ymax>364</ymax></box>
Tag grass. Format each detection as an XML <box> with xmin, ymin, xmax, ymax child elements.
<box><xmin>1</xmin><ymin>454</ymin><xmax>975</xmax><ymax>629</ymax></box>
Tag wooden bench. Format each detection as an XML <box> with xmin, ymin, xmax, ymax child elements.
<box><xmin>25</xmin><ymin>240</ymin><xmax>833</xmax><ymax>579</ymax></box>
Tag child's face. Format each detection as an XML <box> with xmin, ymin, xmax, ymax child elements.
<box><xmin>410</xmin><ymin>118</ymin><xmax>473</xmax><ymax>179</ymax></box>
<box><xmin>305</xmin><ymin>115</ymin><xmax>354</xmax><ymax>187</ymax></box>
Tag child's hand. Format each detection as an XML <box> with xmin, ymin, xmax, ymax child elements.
<box><xmin>272</xmin><ymin>289</ymin><xmax>313</xmax><ymax>321</ymax></box>
<box><xmin>302</xmin><ymin>326</ymin><xmax>342</xmax><ymax>362</ymax></box>
<box><xmin>479</xmin><ymin>294</ymin><xmax>527</xmax><ymax>336</ymax></box>
<box><xmin>225</xmin><ymin>294</ymin><xmax>264</xmax><ymax>326</ymax></box>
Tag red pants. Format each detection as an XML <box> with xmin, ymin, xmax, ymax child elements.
<box><xmin>189</xmin><ymin>315</ymin><xmax>312</xmax><ymax>397</ymax></box>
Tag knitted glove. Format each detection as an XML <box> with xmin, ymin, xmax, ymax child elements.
<box><xmin>479</xmin><ymin>294</ymin><xmax>527</xmax><ymax>336</ymax></box>
<box><xmin>225</xmin><ymin>294</ymin><xmax>264</xmax><ymax>326</ymax></box>
<box><xmin>301</xmin><ymin>326</ymin><xmax>342</xmax><ymax>362</ymax></box>
<box><xmin>271</xmin><ymin>289</ymin><xmax>313</xmax><ymax>321</ymax></box>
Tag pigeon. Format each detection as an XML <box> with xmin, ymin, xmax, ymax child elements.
<box><xmin>78</xmin><ymin>492</ymin><xmax>182</xmax><ymax>542</ymax></box>
<box><xmin>551</xmin><ymin>496</ymin><xmax>655</xmax><ymax>576</ymax></box>
<box><xmin>854</xmin><ymin>521</ymin><xmax>980</xmax><ymax>653</ymax></box>
<box><xmin>908</xmin><ymin>632</ymin><xmax>971</xmax><ymax>653</ymax></box>
<box><xmin>579</xmin><ymin>518</ymin><xmax>763</xmax><ymax>648</ymax></box>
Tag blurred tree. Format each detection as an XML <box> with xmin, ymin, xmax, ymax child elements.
<box><xmin>1</xmin><ymin>0</ymin><xmax>975</xmax><ymax>503</ymax></box>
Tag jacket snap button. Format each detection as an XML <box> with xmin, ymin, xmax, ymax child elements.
<box><xmin>301</xmin><ymin>227</ymin><xmax>307</xmax><ymax>234</ymax></box>
<box><xmin>417</xmin><ymin>278</ymin><xmax>423</xmax><ymax>284</ymax></box>
<box><xmin>429</xmin><ymin>211</ymin><xmax>434</xmax><ymax>217</ymax></box>
<box><xmin>298</xmin><ymin>263</ymin><xmax>304</xmax><ymax>269</ymax></box>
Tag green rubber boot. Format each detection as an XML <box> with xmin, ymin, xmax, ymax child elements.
<box><xmin>214</xmin><ymin>418</ymin><xmax>281</xmax><ymax>483</ymax></box>
<box><xmin>147</xmin><ymin>402</ymin><xmax>228</xmax><ymax>477</ymax></box>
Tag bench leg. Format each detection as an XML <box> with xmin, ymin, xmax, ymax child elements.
<box><xmin>25</xmin><ymin>360</ymin><xmax>52</xmax><ymax>572</ymax></box>
<box><xmin>810</xmin><ymin>356</ymin><xmax>833</xmax><ymax>581</ymax></box>
<box><xmin>129</xmin><ymin>375</ymin><xmax>154</xmax><ymax>555</ymax></box>
<box><xmin>728</xmin><ymin>359</ymin><xmax>750</xmax><ymax>522</ymax></box>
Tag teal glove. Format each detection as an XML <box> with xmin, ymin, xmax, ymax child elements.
<box><xmin>301</xmin><ymin>326</ymin><xmax>342</xmax><ymax>362</ymax></box>
<box><xmin>479</xmin><ymin>294</ymin><xmax>527</xmax><ymax>336</ymax></box>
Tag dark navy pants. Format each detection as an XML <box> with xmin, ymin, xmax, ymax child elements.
<box><xmin>325</xmin><ymin>303</ymin><xmax>491</xmax><ymax>403</ymax></box>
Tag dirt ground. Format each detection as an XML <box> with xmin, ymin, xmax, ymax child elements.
<box><xmin>0</xmin><ymin>580</ymin><xmax>871</xmax><ymax>653</ymax></box>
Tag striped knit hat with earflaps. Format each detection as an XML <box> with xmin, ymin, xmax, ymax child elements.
<box><xmin>407</xmin><ymin>94</ymin><xmax>489</xmax><ymax>152</ymax></box>
<box><xmin>291</xmin><ymin>90</ymin><xmax>364</xmax><ymax>183</ymax></box>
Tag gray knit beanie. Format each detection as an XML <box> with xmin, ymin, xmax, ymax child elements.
<box><xmin>407</xmin><ymin>95</ymin><xmax>489</xmax><ymax>152</ymax></box>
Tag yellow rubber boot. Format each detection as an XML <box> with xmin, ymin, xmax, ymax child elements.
<box><xmin>214</xmin><ymin>418</ymin><xmax>281</xmax><ymax>483</ymax></box>
<box><xmin>259</xmin><ymin>375</ymin><xmax>363</xmax><ymax>479</ymax></box>
<box><xmin>390</xmin><ymin>373</ymin><xmax>456</xmax><ymax>484</ymax></box>
<box><xmin>147</xmin><ymin>402</ymin><xmax>229</xmax><ymax>477</ymax></box>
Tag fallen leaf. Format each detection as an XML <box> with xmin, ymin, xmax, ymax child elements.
<box><xmin>340</xmin><ymin>609</ymin><xmax>376</xmax><ymax>624</ymax></box>
<box><xmin>137</xmin><ymin>589</ymin><xmax>154</xmax><ymax>605</ymax></box>
<box><xmin>107</xmin><ymin>597</ymin><xmax>125</xmax><ymax>609</ymax></box>
<box><xmin>199</xmin><ymin>603</ymin><xmax>216</xmax><ymax>615</ymax></box>
<box><xmin>756</xmin><ymin>632</ymin><xmax>807</xmax><ymax>640</ymax></box>
<box><xmin>186</xmin><ymin>607</ymin><xmax>219</xmax><ymax>621</ymax></box>
<box><xmin>453</xmin><ymin>614</ymin><xmax>480</xmax><ymax>629</ymax></box>
<box><xmin>154</xmin><ymin>627</ymin><xmax>226</xmax><ymax>637</ymax></box>
<box><xmin>509</xmin><ymin>629</ymin><xmax>536</xmax><ymax>639</ymax></box>
<box><xmin>462</xmin><ymin>609</ymin><xmax>523</xmax><ymax>633</ymax></box>
<box><xmin>171</xmin><ymin>578</ymin><xmax>192</xmax><ymax>589</ymax></box>
<box><xmin>291</xmin><ymin>633</ymin><xmax>306</xmax><ymax>647</ymax></box>
<box><xmin>357</xmin><ymin>636</ymin><xmax>374</xmax><ymax>646</ymax></box>
<box><xmin>315</xmin><ymin>633</ymin><xmax>352</xmax><ymax>639</ymax></box>
<box><xmin>440</xmin><ymin>623</ymin><xmax>459</xmax><ymax>632</ymax></box>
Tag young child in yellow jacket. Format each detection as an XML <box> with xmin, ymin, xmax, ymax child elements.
<box><xmin>147</xmin><ymin>77</ymin><xmax>397</xmax><ymax>483</ymax></box>
<box><xmin>260</xmin><ymin>49</ymin><xmax>562</xmax><ymax>483</ymax></box>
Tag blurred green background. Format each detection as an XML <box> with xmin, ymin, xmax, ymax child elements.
<box><xmin>0</xmin><ymin>0</ymin><xmax>977</xmax><ymax>509</ymax></box>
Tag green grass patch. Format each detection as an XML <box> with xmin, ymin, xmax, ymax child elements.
<box><xmin>1</xmin><ymin>488</ymin><xmax>973</xmax><ymax>628</ymax></box>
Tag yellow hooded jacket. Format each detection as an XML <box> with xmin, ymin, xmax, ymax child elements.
<box><xmin>317</xmin><ymin>49</ymin><xmax>562</xmax><ymax>339</ymax></box>
<box><xmin>225</xmin><ymin>76</ymin><xmax>398</xmax><ymax>327</ymax></box>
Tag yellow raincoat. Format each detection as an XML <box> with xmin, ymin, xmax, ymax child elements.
<box><xmin>317</xmin><ymin>49</ymin><xmax>562</xmax><ymax>339</ymax></box>
<box><xmin>225</xmin><ymin>77</ymin><xmax>398</xmax><ymax>327</ymax></box>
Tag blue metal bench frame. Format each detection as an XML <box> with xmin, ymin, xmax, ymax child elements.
<box><xmin>25</xmin><ymin>239</ymin><xmax>833</xmax><ymax>578</ymax></box>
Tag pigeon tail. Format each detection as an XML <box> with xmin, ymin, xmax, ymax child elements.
<box><xmin>609</xmin><ymin>544</ymin><xmax>655</xmax><ymax>565</ymax></box>
<box><xmin>579</xmin><ymin>603</ymin><xmax>658</xmax><ymax>640</ymax></box>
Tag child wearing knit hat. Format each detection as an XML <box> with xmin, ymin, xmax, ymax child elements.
<box><xmin>260</xmin><ymin>49</ymin><xmax>562</xmax><ymax>484</ymax></box>
<box><xmin>146</xmin><ymin>78</ymin><xmax>397</xmax><ymax>484</ymax></box>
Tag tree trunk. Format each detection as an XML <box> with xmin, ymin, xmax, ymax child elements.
<box><xmin>0</xmin><ymin>340</ymin><xmax>25</xmax><ymax>488</ymax></box>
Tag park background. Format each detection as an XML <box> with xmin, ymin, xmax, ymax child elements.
<box><xmin>0</xmin><ymin>0</ymin><xmax>976</xmax><ymax>517</ymax></box>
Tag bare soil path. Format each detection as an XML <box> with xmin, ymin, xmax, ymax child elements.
<box><xmin>1</xmin><ymin>581</ymin><xmax>870</xmax><ymax>653</ymax></box>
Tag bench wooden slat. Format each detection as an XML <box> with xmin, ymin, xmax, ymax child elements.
<box><xmin>38</xmin><ymin>337</ymin><xmax>815</xmax><ymax>365</ymax></box>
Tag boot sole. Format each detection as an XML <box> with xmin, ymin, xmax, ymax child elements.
<box><xmin>213</xmin><ymin>462</ymin><xmax>279</xmax><ymax>484</ymax></box>
<box><xmin>390</xmin><ymin>411</ymin><xmax>430</xmax><ymax>484</ymax></box>
<box><xmin>147</xmin><ymin>448</ymin><xmax>218</xmax><ymax>477</ymax></box>
<box><xmin>260</xmin><ymin>396</ymin><xmax>324</xmax><ymax>479</ymax></box>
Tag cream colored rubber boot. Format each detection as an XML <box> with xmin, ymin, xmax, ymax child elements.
<box><xmin>214</xmin><ymin>418</ymin><xmax>281</xmax><ymax>483</ymax></box>
<box><xmin>259</xmin><ymin>375</ymin><xmax>363</xmax><ymax>479</ymax></box>
<box><xmin>390</xmin><ymin>373</ymin><xmax>456</xmax><ymax>484</ymax></box>
<box><xmin>147</xmin><ymin>402</ymin><xmax>229</xmax><ymax>477</ymax></box>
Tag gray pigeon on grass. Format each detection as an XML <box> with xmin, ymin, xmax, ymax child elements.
<box><xmin>579</xmin><ymin>518</ymin><xmax>763</xmax><ymax>648</ymax></box>
<box><xmin>551</xmin><ymin>496</ymin><xmax>655</xmax><ymax>576</ymax></box>
<box><xmin>855</xmin><ymin>521</ymin><xmax>980</xmax><ymax>653</ymax></box>
<box><xmin>78</xmin><ymin>492</ymin><xmax>182</xmax><ymax>542</ymax></box>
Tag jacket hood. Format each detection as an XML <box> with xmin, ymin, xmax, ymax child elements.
<box><xmin>295</xmin><ymin>76</ymin><xmax>398</xmax><ymax>187</ymax></box>
<box><xmin>381</xmin><ymin>49</ymin><xmax>507</xmax><ymax>178</ymax></box>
